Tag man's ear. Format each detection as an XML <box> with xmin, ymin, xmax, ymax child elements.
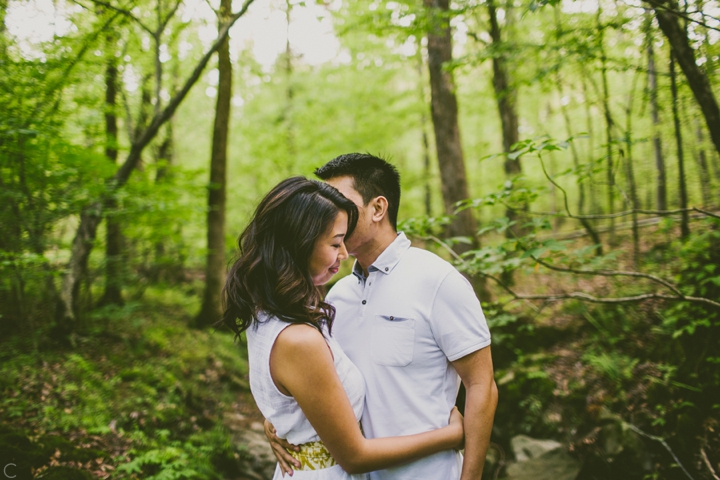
<box><xmin>370</xmin><ymin>196</ymin><xmax>389</xmax><ymax>223</ymax></box>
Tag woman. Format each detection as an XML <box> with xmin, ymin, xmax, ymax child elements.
<box><xmin>222</xmin><ymin>177</ymin><xmax>463</xmax><ymax>479</ymax></box>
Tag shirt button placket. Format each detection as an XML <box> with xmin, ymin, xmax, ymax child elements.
<box><xmin>361</xmin><ymin>271</ymin><xmax>375</xmax><ymax>315</ymax></box>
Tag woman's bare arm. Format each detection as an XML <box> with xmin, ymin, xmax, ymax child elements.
<box><xmin>270</xmin><ymin>324</ymin><xmax>463</xmax><ymax>475</ymax></box>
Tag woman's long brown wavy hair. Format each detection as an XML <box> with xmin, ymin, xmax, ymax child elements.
<box><xmin>221</xmin><ymin>177</ymin><xmax>358</xmax><ymax>337</ymax></box>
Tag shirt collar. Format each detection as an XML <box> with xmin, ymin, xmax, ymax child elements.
<box><xmin>351</xmin><ymin>232</ymin><xmax>411</xmax><ymax>280</ymax></box>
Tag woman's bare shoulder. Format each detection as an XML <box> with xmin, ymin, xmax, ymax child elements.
<box><xmin>274</xmin><ymin>323</ymin><xmax>327</xmax><ymax>357</ymax></box>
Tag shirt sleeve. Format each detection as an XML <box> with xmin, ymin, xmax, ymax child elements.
<box><xmin>430</xmin><ymin>269</ymin><xmax>491</xmax><ymax>362</ymax></box>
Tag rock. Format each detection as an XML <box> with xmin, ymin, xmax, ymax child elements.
<box><xmin>482</xmin><ymin>444</ymin><xmax>503</xmax><ymax>479</ymax></box>
<box><xmin>234</xmin><ymin>429</ymin><xmax>277</xmax><ymax>480</ymax></box>
<box><xmin>511</xmin><ymin>434</ymin><xmax>563</xmax><ymax>462</ymax></box>
<box><xmin>506</xmin><ymin>448</ymin><xmax>581</xmax><ymax>480</ymax></box>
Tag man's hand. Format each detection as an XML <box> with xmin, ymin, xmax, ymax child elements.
<box><xmin>264</xmin><ymin>419</ymin><xmax>301</xmax><ymax>476</ymax></box>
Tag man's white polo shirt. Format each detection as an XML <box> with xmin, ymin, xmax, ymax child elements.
<box><xmin>327</xmin><ymin>232</ymin><xmax>491</xmax><ymax>480</ymax></box>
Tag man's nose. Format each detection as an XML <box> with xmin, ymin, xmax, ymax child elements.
<box><xmin>339</xmin><ymin>242</ymin><xmax>348</xmax><ymax>261</ymax></box>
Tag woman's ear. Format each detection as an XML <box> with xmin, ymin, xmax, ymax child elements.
<box><xmin>370</xmin><ymin>196</ymin><xmax>389</xmax><ymax>223</ymax></box>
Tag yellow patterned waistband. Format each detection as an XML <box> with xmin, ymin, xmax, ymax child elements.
<box><xmin>288</xmin><ymin>440</ymin><xmax>337</xmax><ymax>471</ymax></box>
<box><xmin>287</xmin><ymin>423</ymin><xmax>363</xmax><ymax>471</ymax></box>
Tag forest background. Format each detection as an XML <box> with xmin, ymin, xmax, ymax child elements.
<box><xmin>1</xmin><ymin>0</ymin><xmax>720</xmax><ymax>478</ymax></box>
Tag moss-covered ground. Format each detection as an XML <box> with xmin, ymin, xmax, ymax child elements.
<box><xmin>0</xmin><ymin>287</ymin><xmax>263</xmax><ymax>479</ymax></box>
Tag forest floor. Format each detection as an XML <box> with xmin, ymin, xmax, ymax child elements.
<box><xmin>483</xmin><ymin>219</ymin><xmax>720</xmax><ymax>480</ymax></box>
<box><xmin>0</xmin><ymin>287</ymin><xmax>269</xmax><ymax>479</ymax></box>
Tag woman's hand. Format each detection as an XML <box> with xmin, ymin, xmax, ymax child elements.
<box><xmin>448</xmin><ymin>406</ymin><xmax>465</xmax><ymax>450</ymax></box>
<box><xmin>264</xmin><ymin>419</ymin><xmax>301</xmax><ymax>476</ymax></box>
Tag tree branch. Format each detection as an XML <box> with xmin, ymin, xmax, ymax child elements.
<box><xmin>521</xmin><ymin>206</ymin><xmax>720</xmax><ymax>221</ymax></box>
<box><xmin>160</xmin><ymin>0</ymin><xmax>183</xmax><ymax>31</ymax></box>
<box><xmin>516</xmin><ymin>150</ymin><xmax>720</xmax><ymax>222</ymax></box>
<box><xmin>77</xmin><ymin>0</ymin><xmax>154</xmax><ymax>34</ymax></box>
<box><xmin>113</xmin><ymin>0</ymin><xmax>256</xmax><ymax>186</ymax></box>
<box><xmin>416</xmin><ymin>235</ymin><xmax>720</xmax><ymax>311</ymax></box>
<box><xmin>624</xmin><ymin>423</ymin><xmax>696</xmax><ymax>480</ymax></box>
<box><xmin>30</xmin><ymin>10</ymin><xmax>121</xmax><ymax>123</ymax></box>
<box><xmin>530</xmin><ymin>256</ymin><xmax>684</xmax><ymax>297</ymax></box>
<box><xmin>701</xmin><ymin>448</ymin><xmax>720</xmax><ymax>480</ymax></box>
<box><xmin>625</xmin><ymin>0</ymin><xmax>720</xmax><ymax>33</ymax></box>
<box><xmin>506</xmin><ymin>291</ymin><xmax>720</xmax><ymax>310</ymax></box>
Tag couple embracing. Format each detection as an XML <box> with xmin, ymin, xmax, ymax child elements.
<box><xmin>222</xmin><ymin>154</ymin><xmax>498</xmax><ymax>479</ymax></box>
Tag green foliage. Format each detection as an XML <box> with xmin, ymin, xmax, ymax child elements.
<box><xmin>0</xmin><ymin>288</ymin><xmax>250</xmax><ymax>478</ymax></box>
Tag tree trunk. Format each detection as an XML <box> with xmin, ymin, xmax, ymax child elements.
<box><xmin>554</xmin><ymin>70</ymin><xmax>603</xmax><ymax>255</ymax></box>
<box><xmin>597</xmin><ymin>10</ymin><xmax>616</xmax><ymax>243</ymax></box>
<box><xmin>0</xmin><ymin>0</ymin><xmax>7</xmax><ymax>56</ymax></box>
<box><xmin>194</xmin><ymin>0</ymin><xmax>232</xmax><ymax>328</ymax></box>
<box><xmin>487</xmin><ymin>0</ymin><xmax>519</xmax><ymax>168</ymax></box>
<box><xmin>488</xmin><ymin>0</ymin><xmax>528</xmax><ymax>286</ymax></box>
<box><xmin>646</xmin><ymin>13</ymin><xmax>668</xmax><ymax>211</ymax></box>
<box><xmin>695</xmin><ymin>119</ymin><xmax>713</xmax><ymax>206</ymax></box>
<box><xmin>153</xmin><ymin>44</ymin><xmax>178</xmax><ymax>282</ymax></box>
<box><xmin>487</xmin><ymin>0</ymin><xmax>524</xmax><ymax>251</ymax></box>
<box><xmin>56</xmin><ymin>2</ymin><xmax>254</xmax><ymax>329</ymax></box>
<box><xmin>417</xmin><ymin>54</ymin><xmax>433</xmax><ymax>217</ymax></box>
<box><xmin>422</xmin><ymin>122</ymin><xmax>432</xmax><ymax>217</ymax></box>
<box><xmin>647</xmin><ymin>0</ymin><xmax>720</xmax><ymax>157</ymax></box>
<box><xmin>100</xmin><ymin>49</ymin><xmax>124</xmax><ymax>307</ymax></box>
<box><xmin>424</xmin><ymin>0</ymin><xmax>487</xmax><ymax>301</ymax></box>
<box><xmin>581</xmin><ymin>74</ymin><xmax>599</xmax><ymax>215</ymax></box>
<box><xmin>624</xmin><ymin>74</ymin><xmax>640</xmax><ymax>269</ymax></box>
<box><xmin>670</xmin><ymin>53</ymin><xmax>690</xmax><ymax>239</ymax></box>
<box><xmin>425</xmin><ymin>0</ymin><xmax>476</xmax><ymax>245</ymax></box>
<box><xmin>284</xmin><ymin>0</ymin><xmax>295</xmax><ymax>173</ymax></box>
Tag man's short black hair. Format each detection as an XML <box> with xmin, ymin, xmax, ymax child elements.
<box><xmin>315</xmin><ymin>153</ymin><xmax>401</xmax><ymax>230</ymax></box>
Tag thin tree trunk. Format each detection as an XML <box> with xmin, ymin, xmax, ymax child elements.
<box><xmin>153</xmin><ymin>43</ymin><xmax>178</xmax><ymax>282</ymax></box>
<box><xmin>647</xmin><ymin>0</ymin><xmax>720</xmax><ymax>157</ymax></box>
<box><xmin>670</xmin><ymin>53</ymin><xmax>690</xmax><ymax>239</ymax></box>
<box><xmin>597</xmin><ymin>9</ymin><xmax>615</xmax><ymax>242</ymax></box>
<box><xmin>554</xmin><ymin>8</ymin><xmax>602</xmax><ymax>254</ymax></box>
<box><xmin>0</xmin><ymin>0</ymin><xmax>7</xmax><ymax>57</ymax></box>
<box><xmin>156</xmin><ymin>125</ymin><xmax>174</xmax><ymax>182</ymax></box>
<box><xmin>487</xmin><ymin>0</ymin><xmax>519</xmax><ymax>166</ymax></box>
<box><xmin>56</xmin><ymin>1</ymin><xmax>255</xmax><ymax>329</ymax></box>
<box><xmin>417</xmin><ymin>54</ymin><xmax>433</xmax><ymax>217</ymax></box>
<box><xmin>194</xmin><ymin>0</ymin><xmax>232</xmax><ymax>328</ymax></box>
<box><xmin>284</xmin><ymin>0</ymin><xmax>295</xmax><ymax>173</ymax></box>
<box><xmin>487</xmin><ymin>0</ymin><xmax>524</xmax><ymax>253</ymax></box>
<box><xmin>624</xmin><ymin>73</ymin><xmax>640</xmax><ymax>269</ymax></box>
<box><xmin>556</xmin><ymin>80</ymin><xmax>603</xmax><ymax>254</ymax></box>
<box><xmin>425</xmin><ymin>0</ymin><xmax>476</xmax><ymax>246</ymax></box>
<box><xmin>581</xmin><ymin>74</ymin><xmax>598</xmax><ymax>215</ymax></box>
<box><xmin>695</xmin><ymin>118</ymin><xmax>713</xmax><ymax>206</ymax></box>
<box><xmin>696</xmin><ymin>0</ymin><xmax>720</xmax><ymax>189</ymax></box>
<box><xmin>424</xmin><ymin>0</ymin><xmax>487</xmax><ymax>300</ymax></box>
<box><xmin>646</xmin><ymin>13</ymin><xmax>668</xmax><ymax>211</ymax></box>
<box><xmin>100</xmin><ymin>42</ymin><xmax>124</xmax><ymax>307</ymax></box>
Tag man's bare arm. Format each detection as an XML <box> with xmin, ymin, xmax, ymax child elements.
<box><xmin>451</xmin><ymin>346</ymin><xmax>498</xmax><ymax>480</ymax></box>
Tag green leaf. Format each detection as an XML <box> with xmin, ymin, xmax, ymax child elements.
<box><xmin>522</xmin><ymin>247</ymin><xmax>547</xmax><ymax>259</ymax></box>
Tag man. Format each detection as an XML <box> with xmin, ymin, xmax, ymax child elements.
<box><xmin>266</xmin><ymin>153</ymin><xmax>498</xmax><ymax>479</ymax></box>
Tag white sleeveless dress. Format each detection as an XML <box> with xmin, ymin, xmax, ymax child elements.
<box><xmin>247</xmin><ymin>313</ymin><xmax>368</xmax><ymax>480</ymax></box>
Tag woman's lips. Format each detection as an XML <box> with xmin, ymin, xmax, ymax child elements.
<box><xmin>329</xmin><ymin>266</ymin><xmax>339</xmax><ymax>274</ymax></box>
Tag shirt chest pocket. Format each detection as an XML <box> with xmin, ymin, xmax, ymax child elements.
<box><xmin>370</xmin><ymin>315</ymin><xmax>415</xmax><ymax>367</ymax></box>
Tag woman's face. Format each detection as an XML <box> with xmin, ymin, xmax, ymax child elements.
<box><xmin>309</xmin><ymin>210</ymin><xmax>349</xmax><ymax>285</ymax></box>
